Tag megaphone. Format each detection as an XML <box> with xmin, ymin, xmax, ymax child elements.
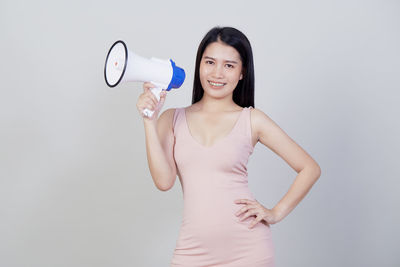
<box><xmin>104</xmin><ymin>40</ymin><xmax>185</xmax><ymax>118</ymax></box>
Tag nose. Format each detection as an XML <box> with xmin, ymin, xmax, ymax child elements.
<box><xmin>211</xmin><ymin>63</ymin><xmax>224</xmax><ymax>79</ymax></box>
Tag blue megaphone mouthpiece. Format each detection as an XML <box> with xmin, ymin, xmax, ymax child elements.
<box><xmin>167</xmin><ymin>59</ymin><xmax>186</xmax><ymax>90</ymax></box>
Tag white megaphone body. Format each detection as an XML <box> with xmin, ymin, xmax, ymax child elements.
<box><xmin>104</xmin><ymin>40</ymin><xmax>185</xmax><ymax>118</ymax></box>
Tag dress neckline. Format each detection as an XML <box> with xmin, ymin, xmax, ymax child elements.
<box><xmin>183</xmin><ymin>107</ymin><xmax>246</xmax><ymax>149</ymax></box>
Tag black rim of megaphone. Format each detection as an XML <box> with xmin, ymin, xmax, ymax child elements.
<box><xmin>104</xmin><ymin>40</ymin><xmax>128</xmax><ymax>88</ymax></box>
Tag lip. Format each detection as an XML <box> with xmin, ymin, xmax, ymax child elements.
<box><xmin>208</xmin><ymin>80</ymin><xmax>227</xmax><ymax>87</ymax></box>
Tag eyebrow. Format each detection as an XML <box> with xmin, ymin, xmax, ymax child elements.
<box><xmin>203</xmin><ymin>56</ymin><xmax>239</xmax><ymax>64</ymax></box>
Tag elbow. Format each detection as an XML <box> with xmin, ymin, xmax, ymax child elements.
<box><xmin>302</xmin><ymin>162</ymin><xmax>321</xmax><ymax>180</ymax></box>
<box><xmin>298</xmin><ymin>161</ymin><xmax>321</xmax><ymax>179</ymax></box>
<box><xmin>313</xmin><ymin>163</ymin><xmax>322</xmax><ymax>179</ymax></box>
<box><xmin>157</xmin><ymin>184</ymin><xmax>172</xmax><ymax>192</ymax></box>
<box><xmin>153</xmin><ymin>166</ymin><xmax>177</xmax><ymax>192</ymax></box>
<box><xmin>156</xmin><ymin>176</ymin><xmax>176</xmax><ymax>192</ymax></box>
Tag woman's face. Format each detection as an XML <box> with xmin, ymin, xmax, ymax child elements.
<box><xmin>199</xmin><ymin>41</ymin><xmax>243</xmax><ymax>99</ymax></box>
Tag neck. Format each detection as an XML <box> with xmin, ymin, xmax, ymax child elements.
<box><xmin>196</xmin><ymin>93</ymin><xmax>238</xmax><ymax>112</ymax></box>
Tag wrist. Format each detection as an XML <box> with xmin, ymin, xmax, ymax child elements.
<box><xmin>143</xmin><ymin>117</ymin><xmax>157</xmax><ymax>127</ymax></box>
<box><xmin>143</xmin><ymin>117</ymin><xmax>156</xmax><ymax>123</ymax></box>
<box><xmin>272</xmin><ymin>205</ymin><xmax>287</xmax><ymax>222</ymax></box>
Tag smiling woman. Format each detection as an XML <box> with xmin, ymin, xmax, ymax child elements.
<box><xmin>200</xmin><ymin>42</ymin><xmax>243</xmax><ymax>94</ymax></box>
<box><xmin>136</xmin><ymin>26</ymin><xmax>321</xmax><ymax>267</ymax></box>
<box><xmin>191</xmin><ymin>27</ymin><xmax>254</xmax><ymax>107</ymax></box>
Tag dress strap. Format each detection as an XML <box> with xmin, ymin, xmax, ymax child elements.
<box><xmin>172</xmin><ymin>108</ymin><xmax>179</xmax><ymax>130</ymax></box>
<box><xmin>172</xmin><ymin>108</ymin><xmax>179</xmax><ymax>136</ymax></box>
<box><xmin>173</xmin><ymin>107</ymin><xmax>185</xmax><ymax>137</ymax></box>
<box><xmin>244</xmin><ymin>106</ymin><xmax>254</xmax><ymax>150</ymax></box>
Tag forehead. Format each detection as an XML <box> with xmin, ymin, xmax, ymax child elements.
<box><xmin>202</xmin><ymin>41</ymin><xmax>241</xmax><ymax>62</ymax></box>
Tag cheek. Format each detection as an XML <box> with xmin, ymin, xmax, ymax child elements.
<box><xmin>199</xmin><ymin>68</ymin><xmax>208</xmax><ymax>87</ymax></box>
<box><xmin>228</xmin><ymin>71</ymin><xmax>242</xmax><ymax>83</ymax></box>
<box><xmin>199</xmin><ymin>65</ymin><xmax>210</xmax><ymax>78</ymax></box>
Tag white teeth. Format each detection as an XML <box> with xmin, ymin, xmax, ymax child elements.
<box><xmin>209</xmin><ymin>81</ymin><xmax>225</xmax><ymax>87</ymax></box>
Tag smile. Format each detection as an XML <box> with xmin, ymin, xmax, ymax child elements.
<box><xmin>208</xmin><ymin>80</ymin><xmax>226</xmax><ymax>87</ymax></box>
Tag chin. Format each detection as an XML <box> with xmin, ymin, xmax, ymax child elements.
<box><xmin>205</xmin><ymin>90</ymin><xmax>233</xmax><ymax>99</ymax></box>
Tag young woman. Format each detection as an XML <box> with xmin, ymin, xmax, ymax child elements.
<box><xmin>136</xmin><ymin>26</ymin><xmax>321</xmax><ymax>267</ymax></box>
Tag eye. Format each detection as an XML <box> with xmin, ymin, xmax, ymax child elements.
<box><xmin>205</xmin><ymin>60</ymin><xmax>214</xmax><ymax>65</ymax></box>
<box><xmin>225</xmin><ymin>64</ymin><xmax>234</xmax><ymax>68</ymax></box>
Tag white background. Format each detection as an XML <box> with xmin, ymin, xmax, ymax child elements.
<box><xmin>1</xmin><ymin>0</ymin><xmax>399</xmax><ymax>266</ymax></box>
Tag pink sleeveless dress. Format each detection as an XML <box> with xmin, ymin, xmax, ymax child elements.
<box><xmin>170</xmin><ymin>106</ymin><xmax>275</xmax><ymax>267</ymax></box>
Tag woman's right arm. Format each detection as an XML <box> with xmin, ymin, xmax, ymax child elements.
<box><xmin>143</xmin><ymin>110</ymin><xmax>177</xmax><ymax>191</ymax></box>
<box><xmin>137</xmin><ymin>82</ymin><xmax>177</xmax><ymax>191</ymax></box>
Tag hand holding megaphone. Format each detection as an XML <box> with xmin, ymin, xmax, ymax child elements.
<box><xmin>137</xmin><ymin>82</ymin><xmax>167</xmax><ymax>120</ymax></box>
<box><xmin>104</xmin><ymin>40</ymin><xmax>185</xmax><ymax>118</ymax></box>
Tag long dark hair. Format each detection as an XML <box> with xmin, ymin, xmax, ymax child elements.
<box><xmin>192</xmin><ymin>26</ymin><xmax>255</xmax><ymax>108</ymax></box>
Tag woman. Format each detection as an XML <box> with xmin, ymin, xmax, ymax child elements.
<box><xmin>136</xmin><ymin>26</ymin><xmax>321</xmax><ymax>267</ymax></box>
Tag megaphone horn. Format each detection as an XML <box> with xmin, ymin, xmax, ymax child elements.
<box><xmin>104</xmin><ymin>40</ymin><xmax>185</xmax><ymax>117</ymax></box>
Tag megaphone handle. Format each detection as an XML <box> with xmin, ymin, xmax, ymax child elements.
<box><xmin>142</xmin><ymin>86</ymin><xmax>164</xmax><ymax>118</ymax></box>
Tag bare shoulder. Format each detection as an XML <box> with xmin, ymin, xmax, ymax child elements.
<box><xmin>250</xmin><ymin>107</ymin><xmax>273</xmax><ymax>120</ymax></box>
<box><xmin>157</xmin><ymin>108</ymin><xmax>177</xmax><ymax>131</ymax></box>
<box><xmin>250</xmin><ymin>107</ymin><xmax>278</xmax><ymax>141</ymax></box>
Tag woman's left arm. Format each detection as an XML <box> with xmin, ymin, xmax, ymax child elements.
<box><xmin>252</xmin><ymin>108</ymin><xmax>322</xmax><ymax>223</ymax></box>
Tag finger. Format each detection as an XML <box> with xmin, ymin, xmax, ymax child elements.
<box><xmin>235</xmin><ymin>203</ymin><xmax>257</xmax><ymax>216</ymax></box>
<box><xmin>234</xmin><ymin>199</ymin><xmax>248</xmax><ymax>204</ymax></box>
<box><xmin>235</xmin><ymin>206</ymin><xmax>249</xmax><ymax>217</ymax></box>
<box><xmin>143</xmin><ymin>101</ymin><xmax>155</xmax><ymax>111</ymax></box>
<box><xmin>145</xmin><ymin>94</ymin><xmax>158</xmax><ymax>107</ymax></box>
<box><xmin>239</xmin><ymin>209</ymin><xmax>257</xmax><ymax>221</ymax></box>
<box><xmin>143</xmin><ymin>82</ymin><xmax>155</xmax><ymax>88</ymax></box>
<box><xmin>158</xmin><ymin>93</ymin><xmax>166</xmax><ymax>106</ymax></box>
<box><xmin>146</xmin><ymin>104</ymin><xmax>155</xmax><ymax>111</ymax></box>
<box><xmin>235</xmin><ymin>199</ymin><xmax>257</xmax><ymax>204</ymax></box>
<box><xmin>143</xmin><ymin>82</ymin><xmax>155</xmax><ymax>92</ymax></box>
<box><xmin>145</xmin><ymin>97</ymin><xmax>156</xmax><ymax>106</ymax></box>
<box><xmin>146</xmin><ymin>88</ymin><xmax>161</xmax><ymax>103</ymax></box>
<box><xmin>248</xmin><ymin>215</ymin><xmax>263</xmax><ymax>229</ymax></box>
<box><xmin>145</xmin><ymin>93</ymin><xmax>158</xmax><ymax>107</ymax></box>
<box><xmin>235</xmin><ymin>204</ymin><xmax>257</xmax><ymax>216</ymax></box>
